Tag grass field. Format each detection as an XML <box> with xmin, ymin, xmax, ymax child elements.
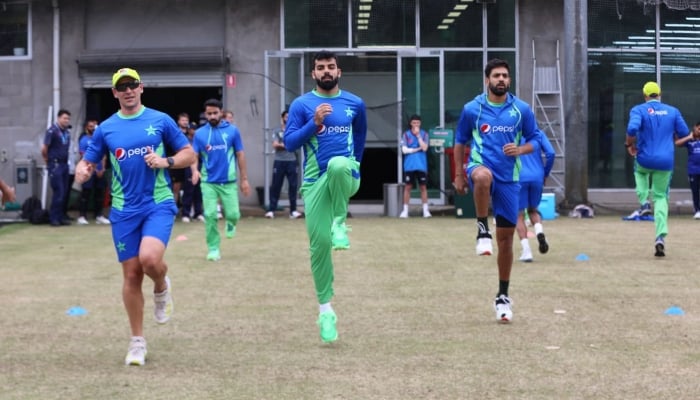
<box><xmin>1</xmin><ymin>214</ymin><xmax>699</xmax><ymax>399</ymax></box>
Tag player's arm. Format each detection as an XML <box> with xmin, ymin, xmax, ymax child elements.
<box><xmin>453</xmin><ymin>107</ymin><xmax>473</xmax><ymax>194</ymax></box>
<box><xmin>352</xmin><ymin>101</ymin><xmax>368</xmax><ymax>162</ymax></box>
<box><xmin>236</xmin><ymin>150</ymin><xmax>250</xmax><ymax>197</ymax></box>
<box><xmin>284</xmin><ymin>102</ymin><xmax>319</xmax><ymax>152</ymax></box>
<box><xmin>272</xmin><ymin>131</ymin><xmax>286</xmax><ymax>150</ymax></box>
<box><xmin>418</xmin><ymin>131</ymin><xmax>429</xmax><ymax>152</ymax></box>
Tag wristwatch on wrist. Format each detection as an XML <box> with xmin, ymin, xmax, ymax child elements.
<box><xmin>167</xmin><ymin>157</ymin><xmax>175</xmax><ymax>168</ymax></box>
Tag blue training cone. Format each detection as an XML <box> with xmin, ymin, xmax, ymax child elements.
<box><xmin>575</xmin><ymin>253</ymin><xmax>590</xmax><ymax>261</ymax></box>
<box><xmin>66</xmin><ymin>306</ymin><xmax>88</xmax><ymax>316</ymax></box>
<box><xmin>664</xmin><ymin>306</ymin><xmax>685</xmax><ymax>316</ymax></box>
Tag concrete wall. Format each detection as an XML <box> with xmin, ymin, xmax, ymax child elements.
<box><xmin>223</xmin><ymin>0</ymin><xmax>279</xmax><ymax>203</ymax></box>
<box><xmin>518</xmin><ymin>0</ymin><xmax>565</xmax><ymax>103</ymax></box>
<box><xmin>0</xmin><ymin>0</ymin><xmax>280</xmax><ymax>205</ymax></box>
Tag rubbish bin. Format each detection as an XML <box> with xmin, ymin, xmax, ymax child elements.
<box><xmin>14</xmin><ymin>158</ymin><xmax>37</xmax><ymax>204</ymax></box>
<box><xmin>454</xmin><ymin>191</ymin><xmax>476</xmax><ymax>219</ymax></box>
<box><xmin>383</xmin><ymin>183</ymin><xmax>405</xmax><ymax>217</ymax></box>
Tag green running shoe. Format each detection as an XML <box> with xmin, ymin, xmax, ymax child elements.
<box><xmin>331</xmin><ymin>221</ymin><xmax>350</xmax><ymax>250</ymax></box>
<box><xmin>206</xmin><ymin>248</ymin><xmax>221</xmax><ymax>261</ymax></box>
<box><xmin>317</xmin><ymin>310</ymin><xmax>338</xmax><ymax>343</ymax></box>
<box><xmin>225</xmin><ymin>222</ymin><xmax>236</xmax><ymax>238</ymax></box>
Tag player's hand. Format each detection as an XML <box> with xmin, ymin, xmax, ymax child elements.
<box><xmin>75</xmin><ymin>160</ymin><xmax>94</xmax><ymax>184</ymax></box>
<box><xmin>314</xmin><ymin>103</ymin><xmax>333</xmax><ymax>127</ymax></box>
<box><xmin>144</xmin><ymin>147</ymin><xmax>163</xmax><ymax>169</ymax></box>
<box><xmin>240</xmin><ymin>179</ymin><xmax>251</xmax><ymax>197</ymax></box>
<box><xmin>453</xmin><ymin>175</ymin><xmax>468</xmax><ymax>195</ymax></box>
<box><xmin>502</xmin><ymin>143</ymin><xmax>520</xmax><ymax>157</ymax></box>
<box><xmin>191</xmin><ymin>170</ymin><xmax>201</xmax><ymax>185</ymax></box>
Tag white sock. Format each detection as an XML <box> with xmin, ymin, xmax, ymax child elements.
<box><xmin>402</xmin><ymin>204</ymin><xmax>409</xmax><ymax>212</ymax></box>
<box><xmin>422</xmin><ymin>203</ymin><xmax>429</xmax><ymax>211</ymax></box>
<box><xmin>319</xmin><ymin>302</ymin><xmax>333</xmax><ymax>313</ymax></box>
<box><xmin>534</xmin><ymin>223</ymin><xmax>543</xmax><ymax>235</ymax></box>
<box><xmin>520</xmin><ymin>238</ymin><xmax>530</xmax><ymax>250</ymax></box>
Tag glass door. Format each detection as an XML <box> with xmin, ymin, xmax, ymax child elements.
<box><xmin>397</xmin><ymin>50</ymin><xmax>446</xmax><ymax>205</ymax></box>
<box><xmin>263</xmin><ymin>50</ymin><xmax>304</xmax><ymax>209</ymax></box>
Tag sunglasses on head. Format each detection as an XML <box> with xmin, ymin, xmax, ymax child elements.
<box><xmin>115</xmin><ymin>81</ymin><xmax>140</xmax><ymax>92</ymax></box>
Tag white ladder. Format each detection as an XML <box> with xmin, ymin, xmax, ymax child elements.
<box><xmin>531</xmin><ymin>39</ymin><xmax>565</xmax><ymax>194</ymax></box>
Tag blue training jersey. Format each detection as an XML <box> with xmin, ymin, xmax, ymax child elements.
<box><xmin>83</xmin><ymin>107</ymin><xmax>190</xmax><ymax>212</ymax></box>
<box><xmin>627</xmin><ymin>99</ymin><xmax>688</xmax><ymax>171</ymax></box>
<box><xmin>401</xmin><ymin>130</ymin><xmax>429</xmax><ymax>173</ymax></box>
<box><xmin>455</xmin><ymin>93</ymin><xmax>539</xmax><ymax>182</ymax></box>
<box><xmin>79</xmin><ymin>134</ymin><xmax>103</xmax><ymax>172</ymax></box>
<box><xmin>683</xmin><ymin>139</ymin><xmax>700</xmax><ymax>175</ymax></box>
<box><xmin>192</xmin><ymin>120</ymin><xmax>244</xmax><ymax>184</ymax></box>
<box><xmin>519</xmin><ymin>130</ymin><xmax>556</xmax><ymax>184</ymax></box>
<box><xmin>284</xmin><ymin>89</ymin><xmax>367</xmax><ymax>184</ymax></box>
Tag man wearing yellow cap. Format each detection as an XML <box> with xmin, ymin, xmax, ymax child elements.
<box><xmin>625</xmin><ymin>81</ymin><xmax>689</xmax><ymax>257</ymax></box>
<box><xmin>75</xmin><ymin>67</ymin><xmax>196</xmax><ymax>366</ymax></box>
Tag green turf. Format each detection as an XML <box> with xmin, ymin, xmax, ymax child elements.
<box><xmin>1</xmin><ymin>215</ymin><xmax>698</xmax><ymax>399</ymax></box>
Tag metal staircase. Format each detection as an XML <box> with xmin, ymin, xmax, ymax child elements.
<box><xmin>531</xmin><ymin>39</ymin><xmax>565</xmax><ymax>194</ymax></box>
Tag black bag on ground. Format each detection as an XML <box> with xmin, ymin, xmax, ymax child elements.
<box><xmin>20</xmin><ymin>196</ymin><xmax>49</xmax><ymax>224</ymax></box>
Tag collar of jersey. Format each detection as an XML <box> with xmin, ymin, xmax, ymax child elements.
<box><xmin>117</xmin><ymin>105</ymin><xmax>146</xmax><ymax>119</ymax></box>
<box><xmin>312</xmin><ymin>89</ymin><xmax>342</xmax><ymax>99</ymax></box>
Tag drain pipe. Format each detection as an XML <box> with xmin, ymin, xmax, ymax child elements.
<box><xmin>52</xmin><ymin>0</ymin><xmax>60</xmax><ymax>112</ymax></box>
<box><xmin>42</xmin><ymin>0</ymin><xmax>60</xmax><ymax>209</ymax></box>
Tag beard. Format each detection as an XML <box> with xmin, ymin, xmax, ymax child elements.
<box><xmin>489</xmin><ymin>82</ymin><xmax>509</xmax><ymax>96</ymax></box>
<box><xmin>316</xmin><ymin>75</ymin><xmax>339</xmax><ymax>91</ymax></box>
<box><xmin>208</xmin><ymin>117</ymin><xmax>221</xmax><ymax>127</ymax></box>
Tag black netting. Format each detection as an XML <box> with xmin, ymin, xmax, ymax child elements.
<box><xmin>637</xmin><ymin>0</ymin><xmax>700</xmax><ymax>10</ymax></box>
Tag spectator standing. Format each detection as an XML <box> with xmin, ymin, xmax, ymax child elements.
<box><xmin>42</xmin><ymin>109</ymin><xmax>72</xmax><ymax>226</ymax></box>
<box><xmin>399</xmin><ymin>114</ymin><xmax>432</xmax><ymax>218</ymax></box>
<box><xmin>76</xmin><ymin>119</ymin><xmax>110</xmax><ymax>225</ymax></box>
<box><xmin>265</xmin><ymin>110</ymin><xmax>302</xmax><ymax>219</ymax></box>
<box><xmin>674</xmin><ymin>121</ymin><xmax>700</xmax><ymax>219</ymax></box>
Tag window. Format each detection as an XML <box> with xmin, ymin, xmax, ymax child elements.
<box><xmin>0</xmin><ymin>2</ymin><xmax>29</xmax><ymax>58</ymax></box>
<box><xmin>284</xmin><ymin>0</ymin><xmax>348</xmax><ymax>48</ymax></box>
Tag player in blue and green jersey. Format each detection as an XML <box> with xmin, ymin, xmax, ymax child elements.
<box><xmin>284</xmin><ymin>51</ymin><xmax>367</xmax><ymax>343</ymax></box>
<box><xmin>191</xmin><ymin>98</ymin><xmax>250</xmax><ymax>262</ymax></box>
<box><xmin>515</xmin><ymin>130</ymin><xmax>555</xmax><ymax>262</ymax></box>
<box><xmin>453</xmin><ymin>58</ymin><xmax>539</xmax><ymax>324</ymax></box>
<box><xmin>76</xmin><ymin>67</ymin><xmax>195</xmax><ymax>366</ymax></box>
<box><xmin>626</xmin><ymin>81</ymin><xmax>689</xmax><ymax>257</ymax></box>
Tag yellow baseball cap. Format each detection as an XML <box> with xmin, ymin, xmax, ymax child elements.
<box><xmin>112</xmin><ymin>67</ymin><xmax>141</xmax><ymax>87</ymax></box>
<box><xmin>642</xmin><ymin>81</ymin><xmax>660</xmax><ymax>97</ymax></box>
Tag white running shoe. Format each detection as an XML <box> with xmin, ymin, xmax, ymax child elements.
<box><xmin>423</xmin><ymin>209</ymin><xmax>432</xmax><ymax>218</ymax></box>
<box><xmin>125</xmin><ymin>336</ymin><xmax>147</xmax><ymax>366</ymax></box>
<box><xmin>264</xmin><ymin>211</ymin><xmax>274</xmax><ymax>219</ymax></box>
<box><xmin>694</xmin><ymin>211</ymin><xmax>700</xmax><ymax>220</ymax></box>
<box><xmin>196</xmin><ymin>215</ymin><xmax>205</xmax><ymax>222</ymax></box>
<box><xmin>181</xmin><ymin>216</ymin><xmax>191</xmax><ymax>223</ymax></box>
<box><xmin>519</xmin><ymin>247</ymin><xmax>533</xmax><ymax>262</ymax></box>
<box><xmin>493</xmin><ymin>294</ymin><xmax>513</xmax><ymax>323</ymax></box>
<box><xmin>399</xmin><ymin>209</ymin><xmax>408</xmax><ymax>218</ymax></box>
<box><xmin>290</xmin><ymin>210</ymin><xmax>302</xmax><ymax>219</ymax></box>
<box><xmin>77</xmin><ymin>216</ymin><xmax>89</xmax><ymax>225</ymax></box>
<box><xmin>476</xmin><ymin>234</ymin><xmax>493</xmax><ymax>256</ymax></box>
<box><xmin>154</xmin><ymin>276</ymin><xmax>173</xmax><ymax>324</ymax></box>
<box><xmin>96</xmin><ymin>215</ymin><xmax>111</xmax><ymax>225</ymax></box>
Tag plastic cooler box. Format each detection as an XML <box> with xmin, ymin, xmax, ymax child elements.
<box><xmin>538</xmin><ymin>193</ymin><xmax>557</xmax><ymax>220</ymax></box>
